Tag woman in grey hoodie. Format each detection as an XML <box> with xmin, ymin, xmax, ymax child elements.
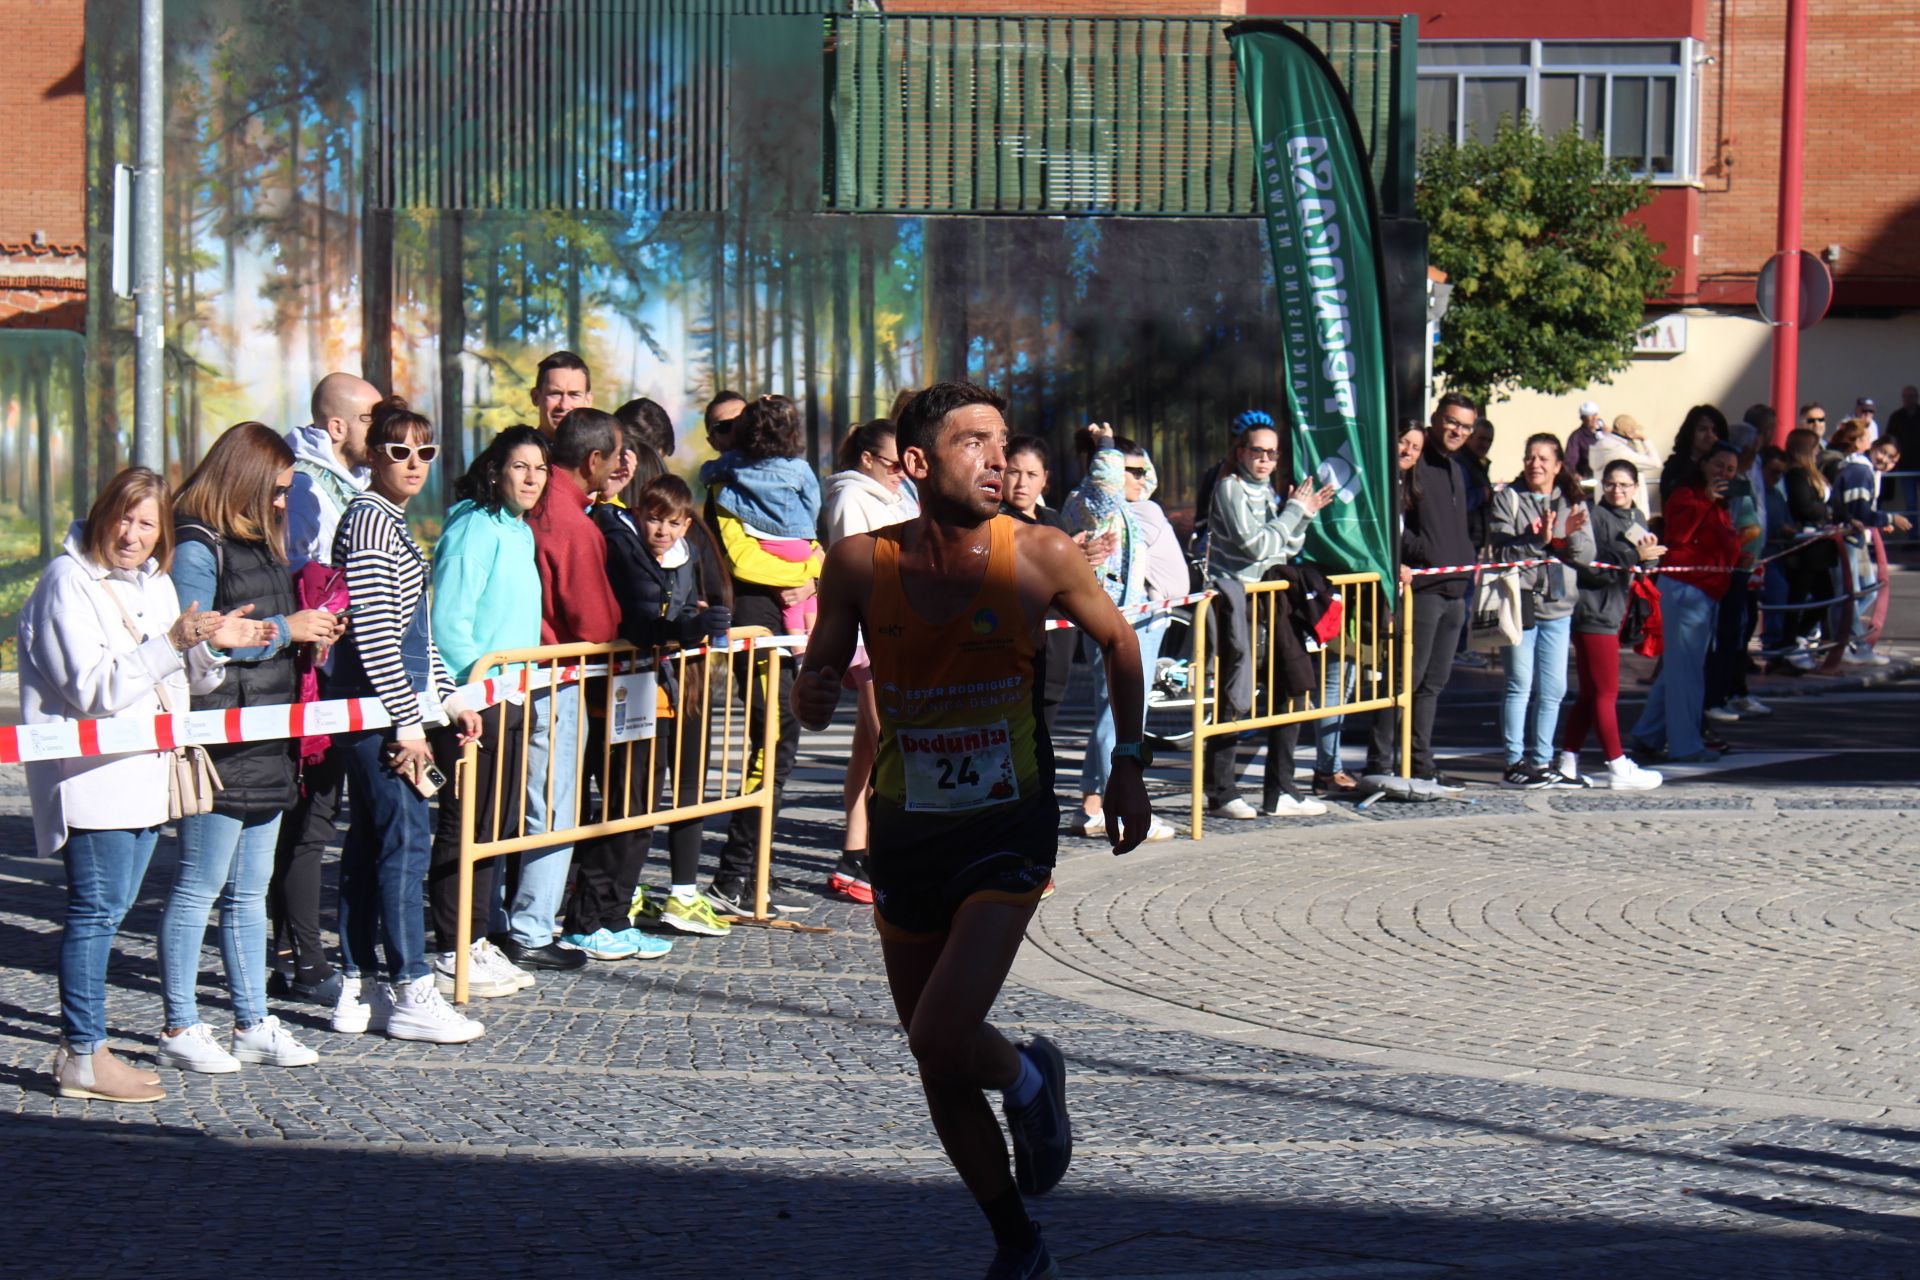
<box><xmin>1489</xmin><ymin>434</ymin><xmax>1593</xmax><ymax>788</ymax></box>
<box><xmin>1555</xmin><ymin>460</ymin><xmax>1665</xmax><ymax>791</ymax></box>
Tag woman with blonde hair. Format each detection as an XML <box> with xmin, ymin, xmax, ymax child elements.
<box><xmin>21</xmin><ymin>467</ymin><xmax>270</xmax><ymax>1101</ymax></box>
<box><xmin>155</xmin><ymin>423</ymin><xmax>345</xmax><ymax>1073</ymax></box>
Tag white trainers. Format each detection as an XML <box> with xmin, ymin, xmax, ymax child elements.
<box><xmin>155</xmin><ymin>1022</ymin><xmax>242</xmax><ymax>1074</ymax></box>
<box><xmin>1842</xmin><ymin>644</ymin><xmax>1890</xmax><ymax>667</ymax></box>
<box><xmin>1261</xmin><ymin>794</ymin><xmax>1328</xmax><ymax>817</ymax></box>
<box><xmin>1209</xmin><ymin>797</ymin><xmax>1260</xmax><ymax>820</ymax></box>
<box><xmin>386</xmin><ymin>974</ymin><xmax>485</xmax><ymax>1044</ymax></box>
<box><xmin>433</xmin><ymin>944</ymin><xmax>520</xmax><ymax>1000</ymax></box>
<box><xmin>330</xmin><ymin>975</ymin><xmax>393</xmax><ymax>1035</ymax></box>
<box><xmin>1071</xmin><ymin>811</ymin><xmax>1107</xmax><ymax>838</ymax></box>
<box><xmin>230</xmin><ymin>1015</ymin><xmax>319</xmax><ymax>1068</ymax></box>
<box><xmin>1729</xmin><ymin>695</ymin><xmax>1772</xmax><ymax>717</ymax></box>
<box><xmin>1555</xmin><ymin>751</ymin><xmax>1581</xmax><ymax>781</ymax></box>
<box><xmin>1703</xmin><ymin>703</ymin><xmax>1740</xmax><ymax>722</ymax></box>
<box><xmin>1605</xmin><ymin>755</ymin><xmax>1664</xmax><ymax>791</ymax></box>
<box><xmin>478</xmin><ymin>938</ymin><xmax>536</xmax><ymax>991</ymax></box>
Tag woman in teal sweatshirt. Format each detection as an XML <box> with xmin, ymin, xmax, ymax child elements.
<box><xmin>426</xmin><ymin>426</ymin><xmax>549</xmax><ymax>998</ymax></box>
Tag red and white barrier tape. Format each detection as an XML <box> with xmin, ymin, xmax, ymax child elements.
<box><xmin>1042</xmin><ymin>590</ymin><xmax>1216</xmax><ymax>632</ymax></box>
<box><xmin>1407</xmin><ymin>529</ymin><xmax>1849</xmax><ymax>580</ymax></box>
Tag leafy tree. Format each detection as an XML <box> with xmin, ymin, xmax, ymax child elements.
<box><xmin>1416</xmin><ymin>117</ymin><xmax>1673</xmax><ymax>405</ymax></box>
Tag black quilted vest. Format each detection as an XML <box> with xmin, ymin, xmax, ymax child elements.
<box><xmin>177</xmin><ymin>519</ymin><xmax>300</xmax><ymax>813</ymax></box>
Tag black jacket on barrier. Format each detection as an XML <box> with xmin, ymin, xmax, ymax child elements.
<box><xmin>1402</xmin><ymin>446</ymin><xmax>1476</xmax><ymax>601</ymax></box>
<box><xmin>1259</xmin><ymin>562</ymin><xmax>1337</xmax><ymax>701</ymax></box>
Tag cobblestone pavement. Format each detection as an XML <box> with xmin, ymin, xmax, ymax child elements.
<box><xmin>5</xmin><ymin>678</ymin><xmax>1920</xmax><ymax>1276</ymax></box>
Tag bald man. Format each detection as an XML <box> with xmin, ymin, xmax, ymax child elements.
<box><xmin>286</xmin><ymin>372</ymin><xmax>383</xmax><ymax>570</ymax></box>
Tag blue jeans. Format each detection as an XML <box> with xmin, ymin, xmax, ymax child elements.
<box><xmin>1081</xmin><ymin>617</ymin><xmax>1165</xmax><ymax>798</ymax></box>
<box><xmin>1848</xmin><ymin>534</ymin><xmax>1879</xmax><ymax>644</ymax></box>
<box><xmin>160</xmin><ymin>810</ymin><xmax>281</xmax><ymax>1030</ymax></box>
<box><xmin>1313</xmin><ymin>659</ymin><xmax>1355</xmax><ymax>775</ymax></box>
<box><xmin>1758</xmin><ymin>555</ymin><xmax>1790</xmax><ymax>653</ymax></box>
<box><xmin>338</xmin><ymin>730</ymin><xmax>434</xmax><ymax>983</ymax></box>
<box><xmin>501</xmin><ymin>687</ymin><xmax>582</xmax><ymax>947</ymax></box>
<box><xmin>60</xmin><ymin>826</ymin><xmax>161</xmax><ymax>1053</ymax></box>
<box><xmin>1632</xmin><ymin>578</ymin><xmax>1717</xmax><ymax>758</ymax></box>
<box><xmin>1500</xmin><ymin>615</ymin><xmax>1571</xmax><ymax>768</ymax></box>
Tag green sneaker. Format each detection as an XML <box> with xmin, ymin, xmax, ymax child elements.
<box><xmin>659</xmin><ymin>892</ymin><xmax>732</xmax><ymax>937</ymax></box>
<box><xmin>629</xmin><ymin>885</ymin><xmax>664</xmax><ymax>924</ymax></box>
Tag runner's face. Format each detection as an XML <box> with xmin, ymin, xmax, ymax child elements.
<box><xmin>1003</xmin><ymin>450</ymin><xmax>1047</xmax><ymax>514</ymax></box>
<box><xmin>912</xmin><ymin>403</ymin><xmax>1008</xmax><ymax>521</ymax></box>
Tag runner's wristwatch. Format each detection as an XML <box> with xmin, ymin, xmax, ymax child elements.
<box><xmin>1111</xmin><ymin>740</ymin><xmax>1153</xmax><ymax>767</ymax></box>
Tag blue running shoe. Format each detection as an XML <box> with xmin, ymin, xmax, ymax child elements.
<box><xmin>557</xmin><ymin>928</ymin><xmax>640</xmax><ymax>961</ymax></box>
<box><xmin>983</xmin><ymin>1223</ymin><xmax>1059</xmax><ymax>1279</ymax></box>
<box><xmin>614</xmin><ymin>928</ymin><xmax>673</xmax><ymax>959</ymax></box>
<box><xmin>1003</xmin><ymin>1036</ymin><xmax>1071</xmax><ymax>1196</ymax></box>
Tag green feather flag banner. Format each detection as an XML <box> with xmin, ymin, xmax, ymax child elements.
<box><xmin>1227</xmin><ymin>22</ymin><xmax>1398</xmax><ymax>598</ymax></box>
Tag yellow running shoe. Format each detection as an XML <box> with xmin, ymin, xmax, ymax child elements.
<box><xmin>659</xmin><ymin>892</ymin><xmax>732</xmax><ymax>937</ymax></box>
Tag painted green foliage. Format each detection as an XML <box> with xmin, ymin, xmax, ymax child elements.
<box><xmin>1416</xmin><ymin>118</ymin><xmax>1673</xmax><ymax>405</ymax></box>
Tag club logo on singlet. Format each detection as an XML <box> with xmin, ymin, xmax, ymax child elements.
<box><xmin>970</xmin><ymin>608</ymin><xmax>998</xmax><ymax>635</ymax></box>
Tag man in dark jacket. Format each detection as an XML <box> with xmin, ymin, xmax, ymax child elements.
<box><xmin>1367</xmin><ymin>393</ymin><xmax>1478</xmax><ymax>786</ymax></box>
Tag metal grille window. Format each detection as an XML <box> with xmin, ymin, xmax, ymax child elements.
<box><xmin>371</xmin><ymin>0</ymin><xmax>847</xmax><ymax>212</ymax></box>
<box><xmin>825</xmin><ymin>15</ymin><xmax>1413</xmax><ymax>216</ymax></box>
<box><xmin>1416</xmin><ymin>40</ymin><xmax>1697</xmax><ymax>181</ymax></box>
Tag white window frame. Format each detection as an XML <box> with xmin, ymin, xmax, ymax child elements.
<box><xmin>1416</xmin><ymin>39</ymin><xmax>1699</xmax><ymax>184</ymax></box>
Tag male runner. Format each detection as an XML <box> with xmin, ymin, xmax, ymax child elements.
<box><xmin>796</xmin><ymin>381</ymin><xmax>1153</xmax><ymax>1279</ymax></box>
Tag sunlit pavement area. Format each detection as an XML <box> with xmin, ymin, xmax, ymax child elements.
<box><xmin>1</xmin><ymin>579</ymin><xmax>1915</xmax><ymax>1278</ymax></box>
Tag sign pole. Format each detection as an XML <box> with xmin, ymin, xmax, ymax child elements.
<box><xmin>1766</xmin><ymin>0</ymin><xmax>1809</xmax><ymax>450</ymax></box>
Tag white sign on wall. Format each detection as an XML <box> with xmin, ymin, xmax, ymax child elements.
<box><xmin>1634</xmin><ymin>314</ymin><xmax>1688</xmax><ymax>356</ymax></box>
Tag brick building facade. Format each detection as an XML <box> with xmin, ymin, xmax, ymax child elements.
<box><xmin>0</xmin><ymin>0</ymin><xmax>85</xmax><ymax>331</ymax></box>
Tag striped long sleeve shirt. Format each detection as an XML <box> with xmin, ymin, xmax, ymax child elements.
<box><xmin>332</xmin><ymin>491</ymin><xmax>455</xmax><ymax>739</ymax></box>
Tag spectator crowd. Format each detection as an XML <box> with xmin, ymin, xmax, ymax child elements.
<box><xmin>16</xmin><ymin>353</ymin><xmax>1910</xmax><ymax>1104</ymax></box>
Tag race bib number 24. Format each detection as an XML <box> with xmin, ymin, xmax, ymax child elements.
<box><xmin>899</xmin><ymin>720</ymin><xmax>1020</xmax><ymax>813</ymax></box>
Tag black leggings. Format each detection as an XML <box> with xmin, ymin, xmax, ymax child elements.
<box><xmin>270</xmin><ymin>744</ymin><xmax>347</xmax><ymax>984</ymax></box>
<box><xmin>428</xmin><ymin>699</ymin><xmax>523</xmax><ymax>955</ymax></box>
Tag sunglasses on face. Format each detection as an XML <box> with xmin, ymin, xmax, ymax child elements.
<box><xmin>1241</xmin><ymin>447</ymin><xmax>1278</xmax><ymax>461</ymax></box>
<box><xmin>381</xmin><ymin>443</ymin><xmax>438</xmax><ymax>464</ymax></box>
<box><xmin>1124</xmin><ymin>466</ymin><xmax>1148</xmax><ymax>478</ymax></box>
<box><xmin>1805</xmin><ymin>415</ymin><xmax>1826</xmax><ymax>424</ymax></box>
<box><xmin>271</xmin><ymin>484</ymin><xmax>293</xmax><ymax>500</ymax></box>
<box><xmin>869</xmin><ymin>453</ymin><xmax>902</xmax><ymax>473</ymax></box>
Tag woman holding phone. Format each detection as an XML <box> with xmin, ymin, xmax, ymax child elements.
<box><xmin>327</xmin><ymin>398</ymin><xmax>485</xmax><ymax>1043</ymax></box>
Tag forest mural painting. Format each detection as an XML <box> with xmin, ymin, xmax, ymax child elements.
<box><xmin>38</xmin><ymin>0</ymin><xmax>1294</xmax><ymax>544</ymax></box>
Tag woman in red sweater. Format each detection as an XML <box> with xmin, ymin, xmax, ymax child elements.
<box><xmin>1629</xmin><ymin>442</ymin><xmax>1744</xmax><ymax>763</ymax></box>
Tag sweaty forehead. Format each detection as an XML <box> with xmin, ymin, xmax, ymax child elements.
<box><xmin>935</xmin><ymin>403</ymin><xmax>1007</xmax><ymax>444</ymax></box>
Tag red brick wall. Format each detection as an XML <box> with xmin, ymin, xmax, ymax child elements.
<box><xmin>0</xmin><ymin>0</ymin><xmax>86</xmax><ymax>330</ymax></box>
<box><xmin>887</xmin><ymin>1</ymin><xmax>1239</xmax><ymax>10</ymax></box>
<box><xmin>1697</xmin><ymin>0</ymin><xmax>1920</xmax><ymax>306</ymax></box>
<box><xmin>0</xmin><ymin>0</ymin><xmax>86</xmax><ymax>249</ymax></box>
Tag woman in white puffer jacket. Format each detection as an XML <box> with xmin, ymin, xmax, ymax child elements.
<box><xmin>818</xmin><ymin>420</ymin><xmax>919</xmax><ymax>903</ymax></box>
<box><xmin>20</xmin><ymin>467</ymin><xmax>269</xmax><ymax>1103</ymax></box>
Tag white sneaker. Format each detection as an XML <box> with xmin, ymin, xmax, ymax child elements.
<box><xmin>1261</xmin><ymin>794</ymin><xmax>1328</xmax><ymax>817</ymax></box>
<box><xmin>1785</xmin><ymin>646</ymin><xmax>1819</xmax><ymax>671</ymax></box>
<box><xmin>477</xmin><ymin>938</ymin><xmax>536</xmax><ymax>992</ymax></box>
<box><xmin>1555</xmin><ymin>751</ymin><xmax>1580</xmax><ymax>780</ymax></box>
<box><xmin>1605</xmin><ymin>755</ymin><xmax>1664</xmax><ymax>791</ymax></box>
<box><xmin>155</xmin><ymin>1022</ymin><xmax>242</xmax><ymax>1074</ymax></box>
<box><xmin>432</xmin><ymin>946</ymin><xmax>520</xmax><ymax>1000</ymax></box>
<box><xmin>1703</xmin><ymin>704</ymin><xmax>1740</xmax><ymax>722</ymax></box>
<box><xmin>330</xmin><ymin>975</ymin><xmax>393</xmax><ymax>1035</ymax></box>
<box><xmin>1143</xmin><ymin>815</ymin><xmax>1177</xmax><ymax>842</ymax></box>
<box><xmin>1072</xmin><ymin>811</ymin><xmax>1107</xmax><ymax>838</ymax></box>
<box><xmin>1729</xmin><ymin>695</ymin><xmax>1772</xmax><ymax>717</ymax></box>
<box><xmin>386</xmin><ymin>974</ymin><xmax>485</xmax><ymax>1044</ymax></box>
<box><xmin>230</xmin><ymin>1015</ymin><xmax>319</xmax><ymax>1068</ymax></box>
<box><xmin>1209</xmin><ymin>797</ymin><xmax>1260</xmax><ymax>820</ymax></box>
<box><xmin>1842</xmin><ymin>644</ymin><xmax>1890</xmax><ymax>667</ymax></box>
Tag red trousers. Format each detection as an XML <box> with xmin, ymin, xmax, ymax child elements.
<box><xmin>1560</xmin><ymin>631</ymin><xmax>1623</xmax><ymax>760</ymax></box>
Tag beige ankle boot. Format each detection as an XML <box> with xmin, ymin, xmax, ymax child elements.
<box><xmin>104</xmin><ymin>1046</ymin><xmax>162</xmax><ymax>1088</ymax></box>
<box><xmin>53</xmin><ymin>1045</ymin><xmax>166</xmax><ymax>1104</ymax></box>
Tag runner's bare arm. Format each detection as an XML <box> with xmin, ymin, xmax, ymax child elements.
<box><xmin>795</xmin><ymin>534</ymin><xmax>872</xmax><ymax>731</ymax></box>
<box><xmin>1019</xmin><ymin>523</ymin><xmax>1153</xmax><ymax>856</ymax></box>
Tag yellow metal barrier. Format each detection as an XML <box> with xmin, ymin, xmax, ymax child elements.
<box><xmin>452</xmin><ymin>628</ymin><xmax>785</xmax><ymax>1002</ymax></box>
<box><xmin>1187</xmin><ymin>574</ymin><xmax>1415</xmax><ymax>840</ymax></box>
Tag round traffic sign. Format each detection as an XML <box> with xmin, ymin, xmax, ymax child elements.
<box><xmin>1755</xmin><ymin>250</ymin><xmax>1834</xmax><ymax>329</ymax></box>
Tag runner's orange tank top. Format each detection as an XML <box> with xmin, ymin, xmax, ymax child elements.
<box><xmin>867</xmin><ymin>515</ymin><xmax>1044</xmax><ymax>819</ymax></box>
